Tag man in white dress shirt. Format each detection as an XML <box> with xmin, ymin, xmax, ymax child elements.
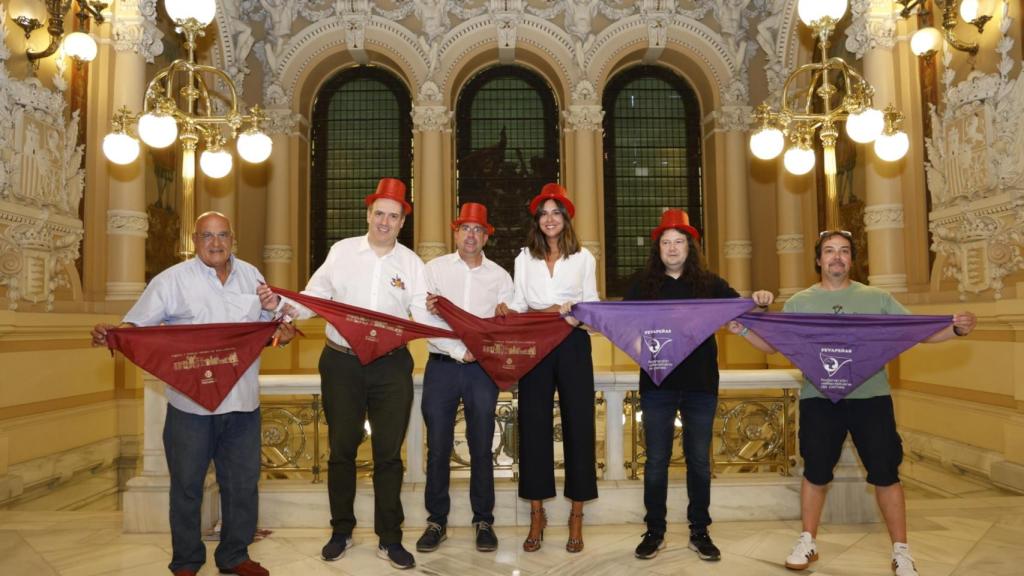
<box><xmin>92</xmin><ymin>212</ymin><xmax>293</xmax><ymax>576</ymax></box>
<box><xmin>413</xmin><ymin>203</ymin><xmax>513</xmax><ymax>554</ymax></box>
<box><xmin>258</xmin><ymin>178</ymin><xmax>425</xmax><ymax>570</ymax></box>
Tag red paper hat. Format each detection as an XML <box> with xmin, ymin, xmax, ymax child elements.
<box><xmin>451</xmin><ymin>202</ymin><xmax>494</xmax><ymax>235</ymax></box>
<box><xmin>528</xmin><ymin>183</ymin><xmax>576</xmax><ymax>219</ymax></box>
<box><xmin>650</xmin><ymin>208</ymin><xmax>700</xmax><ymax>242</ymax></box>
<box><xmin>364</xmin><ymin>178</ymin><xmax>412</xmax><ymax>214</ymax></box>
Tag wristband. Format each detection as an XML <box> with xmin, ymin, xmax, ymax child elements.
<box><xmin>740</xmin><ymin>327</ymin><xmax>750</xmax><ymax>337</ymax></box>
<box><xmin>953</xmin><ymin>326</ymin><xmax>966</xmax><ymax>337</ymax></box>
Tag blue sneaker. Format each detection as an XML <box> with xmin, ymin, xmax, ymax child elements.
<box><xmin>377</xmin><ymin>542</ymin><xmax>416</xmax><ymax>570</ymax></box>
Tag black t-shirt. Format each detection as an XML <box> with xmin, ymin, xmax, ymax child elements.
<box><xmin>624</xmin><ymin>273</ymin><xmax>740</xmax><ymax>395</ymax></box>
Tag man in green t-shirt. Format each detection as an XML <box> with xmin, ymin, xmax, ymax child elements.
<box><xmin>732</xmin><ymin>230</ymin><xmax>976</xmax><ymax>576</ymax></box>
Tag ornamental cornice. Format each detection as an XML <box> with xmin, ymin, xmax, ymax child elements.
<box><xmin>416</xmin><ymin>241</ymin><xmax>447</xmax><ymax>263</ymax></box>
<box><xmin>412</xmin><ymin>105</ymin><xmax>453</xmax><ymax>133</ymax></box>
<box><xmin>563</xmin><ymin>105</ymin><xmax>604</xmax><ymax>132</ymax></box>
<box><xmin>263</xmin><ymin>244</ymin><xmax>294</xmax><ymax>263</ymax></box>
<box><xmin>775</xmin><ymin>234</ymin><xmax>804</xmax><ymax>254</ymax></box>
<box><xmin>724</xmin><ymin>240</ymin><xmax>753</xmax><ymax>258</ymax></box>
<box><xmin>863</xmin><ymin>203</ymin><xmax>905</xmax><ymax>231</ymax></box>
<box><xmin>107</xmin><ymin>209</ymin><xmax>149</xmax><ymax>237</ymax></box>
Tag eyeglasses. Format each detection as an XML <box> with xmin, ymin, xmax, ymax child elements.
<box><xmin>458</xmin><ymin>224</ymin><xmax>487</xmax><ymax>235</ymax></box>
<box><xmin>818</xmin><ymin>230</ymin><xmax>853</xmax><ymax>239</ymax></box>
<box><xmin>197</xmin><ymin>231</ymin><xmax>232</xmax><ymax>243</ymax></box>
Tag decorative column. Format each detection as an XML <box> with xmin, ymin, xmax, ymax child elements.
<box><xmin>406</xmin><ymin>380</ymin><xmax>426</xmax><ymax>482</ymax></box>
<box><xmin>776</xmin><ymin>171</ymin><xmax>806</xmax><ymax>300</ymax></box>
<box><xmin>563</xmin><ymin>100</ymin><xmax>604</xmax><ymax>273</ymax></box>
<box><xmin>411</xmin><ymin>100</ymin><xmax>451</xmax><ymax>262</ymax></box>
<box><xmin>718</xmin><ymin>106</ymin><xmax>753</xmax><ymax>295</ymax></box>
<box><xmin>854</xmin><ymin>1</ymin><xmax>908</xmax><ymax>292</ymax></box>
<box><xmin>602</xmin><ymin>381</ymin><xmax>629</xmax><ymax>481</ymax></box>
<box><xmin>263</xmin><ymin>110</ymin><xmax>298</xmax><ymax>287</ymax></box>
<box><xmin>105</xmin><ymin>2</ymin><xmax>161</xmax><ymax>300</ymax></box>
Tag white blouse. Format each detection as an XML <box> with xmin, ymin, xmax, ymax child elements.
<box><xmin>508</xmin><ymin>247</ymin><xmax>599</xmax><ymax>313</ymax></box>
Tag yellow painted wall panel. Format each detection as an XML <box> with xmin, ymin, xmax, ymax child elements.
<box><xmin>895</xmin><ymin>393</ymin><xmax>1006</xmax><ymax>453</ymax></box>
<box><xmin>899</xmin><ymin>341</ymin><xmax>1013</xmax><ymax>397</ymax></box>
<box><xmin>0</xmin><ymin>403</ymin><xmax>121</xmax><ymax>465</ymax></box>
<box><xmin>0</xmin><ymin>349</ymin><xmax>115</xmax><ymax>409</ymax></box>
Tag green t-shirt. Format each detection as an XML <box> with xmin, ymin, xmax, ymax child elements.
<box><xmin>783</xmin><ymin>281</ymin><xmax>910</xmax><ymax>399</ymax></box>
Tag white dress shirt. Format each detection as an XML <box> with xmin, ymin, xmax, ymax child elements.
<box><xmin>123</xmin><ymin>256</ymin><xmax>272</xmax><ymax>415</ymax></box>
<box><xmin>508</xmin><ymin>247</ymin><xmax>599</xmax><ymax>312</ymax></box>
<box><xmin>294</xmin><ymin>235</ymin><xmax>428</xmax><ymax>348</ymax></box>
<box><xmin>418</xmin><ymin>252</ymin><xmax>514</xmax><ymax>361</ymax></box>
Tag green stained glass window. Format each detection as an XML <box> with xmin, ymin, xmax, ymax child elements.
<box><xmin>602</xmin><ymin>66</ymin><xmax>703</xmax><ymax>297</ymax></box>
<box><xmin>310</xmin><ymin>68</ymin><xmax>413</xmax><ymax>271</ymax></box>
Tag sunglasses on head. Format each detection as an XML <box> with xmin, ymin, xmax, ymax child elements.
<box><xmin>819</xmin><ymin>230</ymin><xmax>853</xmax><ymax>239</ymax></box>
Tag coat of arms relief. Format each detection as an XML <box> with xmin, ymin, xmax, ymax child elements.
<box><xmin>0</xmin><ymin>6</ymin><xmax>86</xmax><ymax>311</ymax></box>
<box><xmin>926</xmin><ymin>4</ymin><xmax>1023</xmax><ymax>300</ymax></box>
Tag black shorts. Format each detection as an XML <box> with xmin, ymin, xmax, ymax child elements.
<box><xmin>798</xmin><ymin>396</ymin><xmax>903</xmax><ymax>487</ymax></box>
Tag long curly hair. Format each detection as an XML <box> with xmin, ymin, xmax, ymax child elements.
<box><xmin>640</xmin><ymin>229</ymin><xmax>713</xmax><ymax>298</ymax></box>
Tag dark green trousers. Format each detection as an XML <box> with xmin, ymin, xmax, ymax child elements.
<box><xmin>319</xmin><ymin>346</ymin><xmax>414</xmax><ymax>544</ymax></box>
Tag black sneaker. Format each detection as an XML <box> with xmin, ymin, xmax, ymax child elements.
<box><xmin>415</xmin><ymin>522</ymin><xmax>447</xmax><ymax>552</ymax></box>
<box><xmin>377</xmin><ymin>542</ymin><xmax>416</xmax><ymax>570</ymax></box>
<box><xmin>321</xmin><ymin>533</ymin><xmax>353</xmax><ymax>561</ymax></box>
<box><xmin>688</xmin><ymin>530</ymin><xmax>721</xmax><ymax>561</ymax></box>
<box><xmin>475</xmin><ymin>521</ymin><xmax>498</xmax><ymax>552</ymax></box>
<box><xmin>634</xmin><ymin>531</ymin><xmax>665</xmax><ymax>559</ymax></box>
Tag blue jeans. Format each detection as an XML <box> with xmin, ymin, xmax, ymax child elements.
<box><xmin>163</xmin><ymin>404</ymin><xmax>261</xmax><ymax>572</ymax></box>
<box><xmin>422</xmin><ymin>356</ymin><xmax>499</xmax><ymax>524</ymax></box>
<box><xmin>640</xmin><ymin>389</ymin><xmax>717</xmax><ymax>534</ymax></box>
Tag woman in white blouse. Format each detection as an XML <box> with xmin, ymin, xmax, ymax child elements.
<box><xmin>496</xmin><ymin>183</ymin><xmax>599</xmax><ymax>553</ymax></box>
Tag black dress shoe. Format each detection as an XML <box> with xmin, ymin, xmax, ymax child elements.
<box><xmin>475</xmin><ymin>521</ymin><xmax>498</xmax><ymax>552</ymax></box>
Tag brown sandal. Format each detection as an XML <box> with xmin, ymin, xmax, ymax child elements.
<box><xmin>566</xmin><ymin>510</ymin><xmax>584</xmax><ymax>553</ymax></box>
<box><xmin>523</xmin><ymin>507</ymin><xmax>546</xmax><ymax>552</ymax></box>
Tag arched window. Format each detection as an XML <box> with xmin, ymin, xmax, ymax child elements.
<box><xmin>602</xmin><ymin>66</ymin><xmax>703</xmax><ymax>297</ymax></box>
<box><xmin>455</xmin><ymin>65</ymin><xmax>560</xmax><ymax>273</ymax></box>
<box><xmin>309</xmin><ymin>67</ymin><xmax>413</xmax><ymax>271</ymax></box>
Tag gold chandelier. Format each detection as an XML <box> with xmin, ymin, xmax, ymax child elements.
<box><xmin>748</xmin><ymin>0</ymin><xmax>909</xmax><ymax>230</ymax></box>
<box><xmin>102</xmin><ymin>0</ymin><xmax>272</xmax><ymax>257</ymax></box>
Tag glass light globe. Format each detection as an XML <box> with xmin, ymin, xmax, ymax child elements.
<box><xmin>911</xmin><ymin>27</ymin><xmax>942</xmax><ymax>56</ymax></box>
<box><xmin>874</xmin><ymin>131</ymin><xmax>910</xmax><ymax>162</ymax></box>
<box><xmin>200</xmin><ymin>148</ymin><xmax>233</xmax><ymax>178</ymax></box>
<box><xmin>138</xmin><ymin>112</ymin><xmax>178</xmax><ymax>149</ymax></box>
<box><xmin>237</xmin><ymin>130</ymin><xmax>273</xmax><ymax>163</ymax></box>
<box><xmin>784</xmin><ymin>146</ymin><xmax>816</xmax><ymax>175</ymax></box>
<box><xmin>750</xmin><ymin>127</ymin><xmax>785</xmax><ymax>160</ymax></box>
<box><xmin>959</xmin><ymin>0</ymin><xmax>980</xmax><ymax>22</ymax></box>
<box><xmin>62</xmin><ymin>32</ymin><xmax>97</xmax><ymax>62</ymax></box>
<box><xmin>103</xmin><ymin>132</ymin><xmax>141</xmax><ymax>165</ymax></box>
<box><xmin>798</xmin><ymin>0</ymin><xmax>847</xmax><ymax>26</ymax></box>
<box><xmin>846</xmin><ymin>108</ymin><xmax>884</xmax><ymax>144</ymax></box>
<box><xmin>164</xmin><ymin>0</ymin><xmax>217</xmax><ymax>27</ymax></box>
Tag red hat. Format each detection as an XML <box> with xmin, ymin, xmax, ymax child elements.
<box><xmin>528</xmin><ymin>183</ymin><xmax>576</xmax><ymax>219</ymax></box>
<box><xmin>364</xmin><ymin>178</ymin><xmax>412</xmax><ymax>214</ymax></box>
<box><xmin>651</xmin><ymin>209</ymin><xmax>700</xmax><ymax>243</ymax></box>
<box><xmin>451</xmin><ymin>202</ymin><xmax>494</xmax><ymax>235</ymax></box>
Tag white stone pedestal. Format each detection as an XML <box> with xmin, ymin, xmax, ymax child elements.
<box><xmin>821</xmin><ymin>439</ymin><xmax>879</xmax><ymax>525</ymax></box>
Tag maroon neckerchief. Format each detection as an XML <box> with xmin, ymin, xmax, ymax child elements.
<box><xmin>434</xmin><ymin>296</ymin><xmax>574</xmax><ymax>390</ymax></box>
<box><xmin>272</xmin><ymin>286</ymin><xmax>456</xmax><ymax>365</ymax></box>
<box><xmin>106</xmin><ymin>321</ymin><xmax>281</xmax><ymax>411</ymax></box>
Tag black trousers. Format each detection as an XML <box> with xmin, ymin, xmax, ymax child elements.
<box><xmin>517</xmin><ymin>328</ymin><xmax>598</xmax><ymax>501</ymax></box>
<box><xmin>319</xmin><ymin>346</ymin><xmax>414</xmax><ymax>545</ymax></box>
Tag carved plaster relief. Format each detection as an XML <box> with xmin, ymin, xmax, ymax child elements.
<box><xmin>926</xmin><ymin>2</ymin><xmax>1023</xmax><ymax>300</ymax></box>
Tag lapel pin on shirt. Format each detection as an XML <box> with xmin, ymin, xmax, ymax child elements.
<box><xmin>391</xmin><ymin>275</ymin><xmax>406</xmax><ymax>290</ymax></box>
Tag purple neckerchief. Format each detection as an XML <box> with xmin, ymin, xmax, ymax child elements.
<box><xmin>572</xmin><ymin>299</ymin><xmax>756</xmax><ymax>385</ymax></box>
<box><xmin>737</xmin><ymin>312</ymin><xmax>951</xmax><ymax>402</ymax></box>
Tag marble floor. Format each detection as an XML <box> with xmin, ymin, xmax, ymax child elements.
<box><xmin>2</xmin><ymin>491</ymin><xmax>1024</xmax><ymax>576</ymax></box>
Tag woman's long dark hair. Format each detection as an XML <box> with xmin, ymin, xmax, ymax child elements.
<box><xmin>641</xmin><ymin>229</ymin><xmax>714</xmax><ymax>298</ymax></box>
<box><xmin>526</xmin><ymin>198</ymin><xmax>581</xmax><ymax>260</ymax></box>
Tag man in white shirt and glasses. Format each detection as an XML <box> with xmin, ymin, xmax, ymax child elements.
<box><xmin>414</xmin><ymin>203</ymin><xmax>513</xmax><ymax>554</ymax></box>
<box><xmin>258</xmin><ymin>178</ymin><xmax>427</xmax><ymax>570</ymax></box>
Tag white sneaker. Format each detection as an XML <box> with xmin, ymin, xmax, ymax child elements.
<box><xmin>892</xmin><ymin>543</ymin><xmax>919</xmax><ymax>576</ymax></box>
<box><xmin>785</xmin><ymin>531</ymin><xmax>818</xmax><ymax>570</ymax></box>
